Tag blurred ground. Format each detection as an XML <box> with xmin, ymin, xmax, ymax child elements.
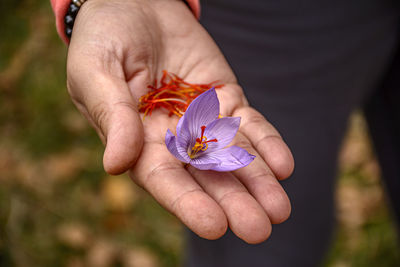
<box><xmin>325</xmin><ymin>114</ymin><xmax>400</xmax><ymax>267</ymax></box>
<box><xmin>0</xmin><ymin>1</ymin><xmax>399</xmax><ymax>266</ymax></box>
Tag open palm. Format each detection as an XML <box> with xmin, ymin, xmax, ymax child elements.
<box><xmin>67</xmin><ymin>0</ymin><xmax>294</xmax><ymax>244</ymax></box>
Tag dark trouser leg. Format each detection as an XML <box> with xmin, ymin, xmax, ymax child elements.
<box><xmin>185</xmin><ymin>0</ymin><xmax>400</xmax><ymax>266</ymax></box>
<box><xmin>364</xmin><ymin>41</ymin><xmax>400</xmax><ymax>230</ymax></box>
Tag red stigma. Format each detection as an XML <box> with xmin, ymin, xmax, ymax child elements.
<box><xmin>189</xmin><ymin>125</ymin><xmax>218</xmax><ymax>158</ymax></box>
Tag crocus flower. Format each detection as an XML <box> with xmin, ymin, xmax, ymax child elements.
<box><xmin>165</xmin><ymin>88</ymin><xmax>255</xmax><ymax>171</ymax></box>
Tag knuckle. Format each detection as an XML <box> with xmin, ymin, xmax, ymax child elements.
<box><xmin>242</xmin><ymin>113</ymin><xmax>267</xmax><ymax>128</ymax></box>
<box><xmin>248</xmin><ymin>171</ymin><xmax>275</xmax><ymax>181</ymax></box>
<box><xmin>170</xmin><ymin>188</ymin><xmax>203</xmax><ymax>214</ymax></box>
<box><xmin>255</xmin><ymin>135</ymin><xmax>281</xmax><ymax>150</ymax></box>
<box><xmin>233</xmin><ymin>140</ymin><xmax>253</xmax><ymax>151</ymax></box>
<box><xmin>218</xmin><ymin>190</ymin><xmax>248</xmax><ymax>205</ymax></box>
<box><xmin>90</xmin><ymin>101</ymin><xmax>110</xmax><ymax>132</ymax></box>
<box><xmin>114</xmin><ymin>100</ymin><xmax>138</xmax><ymax>113</ymax></box>
<box><xmin>143</xmin><ymin>161</ymin><xmax>183</xmax><ymax>186</ymax></box>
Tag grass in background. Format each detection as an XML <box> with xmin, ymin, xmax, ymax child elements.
<box><xmin>325</xmin><ymin>114</ymin><xmax>400</xmax><ymax>267</ymax></box>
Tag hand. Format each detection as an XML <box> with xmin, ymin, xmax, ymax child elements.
<box><xmin>67</xmin><ymin>0</ymin><xmax>294</xmax><ymax>244</ymax></box>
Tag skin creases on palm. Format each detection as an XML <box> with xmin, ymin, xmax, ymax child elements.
<box><xmin>68</xmin><ymin>0</ymin><xmax>294</xmax><ymax>243</ymax></box>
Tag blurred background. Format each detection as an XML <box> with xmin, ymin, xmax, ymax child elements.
<box><xmin>0</xmin><ymin>1</ymin><xmax>399</xmax><ymax>266</ymax></box>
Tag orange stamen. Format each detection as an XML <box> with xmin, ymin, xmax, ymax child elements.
<box><xmin>189</xmin><ymin>125</ymin><xmax>218</xmax><ymax>159</ymax></box>
<box><xmin>138</xmin><ymin>70</ymin><xmax>224</xmax><ymax>119</ymax></box>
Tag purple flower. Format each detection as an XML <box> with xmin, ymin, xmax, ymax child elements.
<box><xmin>165</xmin><ymin>88</ymin><xmax>255</xmax><ymax>171</ymax></box>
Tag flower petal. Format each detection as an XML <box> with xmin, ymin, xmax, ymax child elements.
<box><xmin>176</xmin><ymin>88</ymin><xmax>220</xmax><ymax>150</ymax></box>
<box><xmin>190</xmin><ymin>146</ymin><xmax>255</xmax><ymax>171</ymax></box>
<box><xmin>165</xmin><ymin>129</ymin><xmax>190</xmax><ymax>163</ymax></box>
<box><xmin>203</xmin><ymin>117</ymin><xmax>241</xmax><ymax>152</ymax></box>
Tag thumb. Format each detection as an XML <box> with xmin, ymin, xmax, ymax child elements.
<box><xmin>67</xmin><ymin>71</ymin><xmax>144</xmax><ymax>175</ymax></box>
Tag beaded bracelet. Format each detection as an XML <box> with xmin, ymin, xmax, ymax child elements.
<box><xmin>64</xmin><ymin>0</ymin><xmax>87</xmax><ymax>39</ymax></box>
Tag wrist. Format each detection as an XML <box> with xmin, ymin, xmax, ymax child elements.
<box><xmin>64</xmin><ymin>0</ymin><xmax>87</xmax><ymax>39</ymax></box>
<box><xmin>51</xmin><ymin>0</ymin><xmax>200</xmax><ymax>44</ymax></box>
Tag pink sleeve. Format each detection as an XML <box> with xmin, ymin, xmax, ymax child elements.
<box><xmin>50</xmin><ymin>0</ymin><xmax>71</xmax><ymax>44</ymax></box>
<box><xmin>186</xmin><ymin>0</ymin><xmax>201</xmax><ymax>19</ymax></box>
<box><xmin>51</xmin><ymin>0</ymin><xmax>201</xmax><ymax>44</ymax></box>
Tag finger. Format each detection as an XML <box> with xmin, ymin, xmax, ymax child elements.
<box><xmin>188</xmin><ymin>167</ymin><xmax>271</xmax><ymax>244</ymax></box>
<box><xmin>233</xmin><ymin>107</ymin><xmax>294</xmax><ymax>179</ymax></box>
<box><xmin>67</xmin><ymin>63</ymin><xmax>143</xmax><ymax>175</ymax></box>
<box><xmin>130</xmin><ymin>142</ymin><xmax>228</xmax><ymax>240</ymax></box>
<box><xmin>232</xmin><ymin>133</ymin><xmax>291</xmax><ymax>224</ymax></box>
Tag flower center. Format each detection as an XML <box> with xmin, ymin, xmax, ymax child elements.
<box><xmin>188</xmin><ymin>125</ymin><xmax>218</xmax><ymax>159</ymax></box>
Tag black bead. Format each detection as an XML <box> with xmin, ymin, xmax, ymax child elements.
<box><xmin>64</xmin><ymin>15</ymin><xmax>74</xmax><ymax>27</ymax></box>
<box><xmin>68</xmin><ymin>3</ymin><xmax>79</xmax><ymax>17</ymax></box>
<box><xmin>65</xmin><ymin>27</ymin><xmax>73</xmax><ymax>38</ymax></box>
